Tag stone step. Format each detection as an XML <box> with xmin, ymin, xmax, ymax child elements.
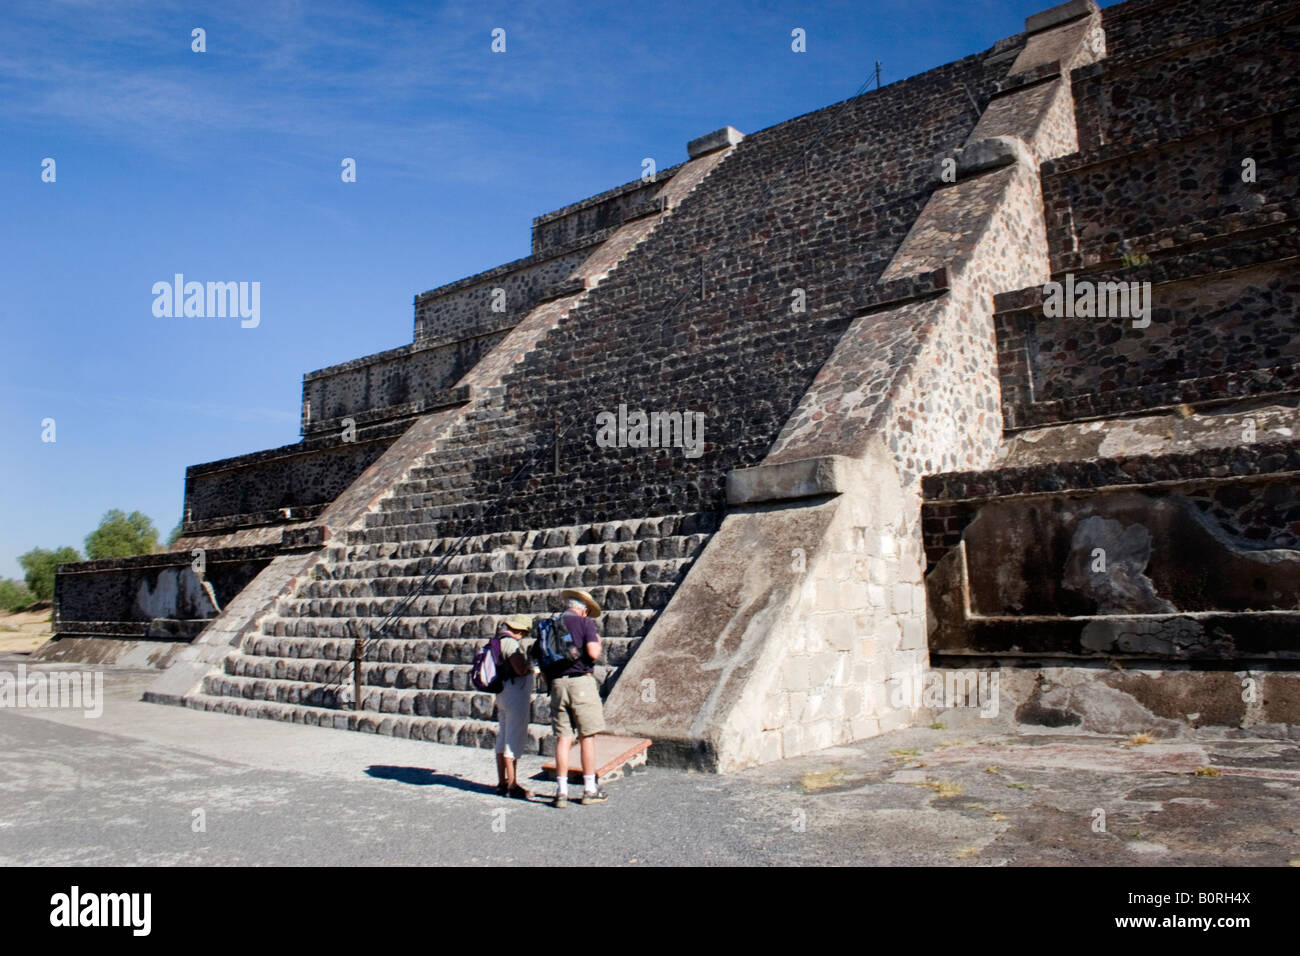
<box><xmin>205</xmin><ymin>672</ymin><xmax>491</xmax><ymax>718</ymax></box>
<box><xmin>297</xmin><ymin>559</ymin><xmax>689</xmax><ymax>599</ymax></box>
<box><xmin>182</xmin><ymin>691</ymin><xmax>552</xmax><ymax>754</ymax></box>
<box><xmin>219</xmin><ymin>655</ymin><xmax>624</xmax><ymax>707</ymax></box>
<box><xmin>382</xmin><ymin>468</ymin><xmax>480</xmax><ymax>496</ymax></box>
<box><xmin>258</xmin><ymin>610</ymin><xmax>658</xmax><ymax>640</ymax></box>
<box><xmin>272</xmin><ymin>582</ymin><xmax>675</xmax><ymax>620</ymax></box>
<box><xmin>217</xmin><ymin>660</ymin><xmax>558</xmax><ymax>714</ymax></box>
<box><xmin>409</xmin><ymin>437</ymin><xmax>533</xmax><ymax>472</ymax></box>
<box><xmin>404</xmin><ymin>460</ymin><xmax>478</xmax><ymax>481</ymax></box>
<box><xmin>385</xmin><ymin>472</ymin><xmax>479</xmax><ymax>501</ymax></box>
<box><xmin>339</xmin><ymin>514</ymin><xmax>718</xmax><ymax>556</ymax></box>
<box><xmin>323</xmin><ymin>538</ymin><xmax>702</xmax><ymax>579</ymax></box>
<box><xmin>346</xmin><ymin>522</ymin><xmax>465</xmax><ymax>545</ymax></box>
<box><xmin>240</xmin><ymin>634</ymin><xmax>642</xmax><ymax>668</ymax></box>
<box><xmin>225</xmin><ymin>653</ymin><xmax>603</xmax><ymax>693</ymax></box>
<box><xmin>276</xmin><ymin>582</ymin><xmax>681</xmax><ymax>621</ymax></box>
<box><xmin>190</xmin><ymin>509</ymin><xmax>713</xmax><ymax>755</ymax></box>
<box><xmin>364</xmin><ymin>498</ymin><xmax>504</xmax><ymax>529</ymax></box>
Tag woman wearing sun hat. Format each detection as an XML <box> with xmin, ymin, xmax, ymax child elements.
<box><xmin>494</xmin><ymin>613</ymin><xmax>536</xmax><ymax>799</ymax></box>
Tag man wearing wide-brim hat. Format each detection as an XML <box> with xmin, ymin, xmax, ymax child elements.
<box><xmin>550</xmin><ymin>588</ymin><xmax>607</xmax><ymax>807</ymax></box>
<box><xmin>494</xmin><ymin>613</ymin><xmax>536</xmax><ymax>799</ymax></box>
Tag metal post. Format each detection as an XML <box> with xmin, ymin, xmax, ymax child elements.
<box><xmin>353</xmin><ymin>637</ymin><xmax>364</xmax><ymax>711</ymax></box>
<box><xmin>875</xmin><ymin>61</ymin><xmax>882</xmax><ymax>89</ymax></box>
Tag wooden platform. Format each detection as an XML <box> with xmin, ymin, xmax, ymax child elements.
<box><xmin>541</xmin><ymin>734</ymin><xmax>652</xmax><ymax>783</ymax></box>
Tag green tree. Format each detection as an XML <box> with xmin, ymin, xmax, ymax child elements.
<box><xmin>167</xmin><ymin>520</ymin><xmax>184</xmax><ymax>547</ymax></box>
<box><xmin>84</xmin><ymin>510</ymin><xmax>160</xmax><ymax>560</ymax></box>
<box><xmin>17</xmin><ymin>546</ymin><xmax>82</xmax><ymax>601</ymax></box>
<box><xmin>0</xmin><ymin>578</ymin><xmax>37</xmax><ymax>612</ymax></box>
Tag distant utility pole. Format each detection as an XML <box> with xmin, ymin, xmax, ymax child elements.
<box><xmin>876</xmin><ymin>61</ymin><xmax>882</xmax><ymax>89</ymax></box>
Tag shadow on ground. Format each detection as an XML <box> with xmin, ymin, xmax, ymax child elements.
<box><xmin>365</xmin><ymin>765</ymin><xmax>498</xmax><ymax>794</ymax></box>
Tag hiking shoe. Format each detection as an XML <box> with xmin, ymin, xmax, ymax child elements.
<box><xmin>551</xmin><ymin>794</ymin><xmax>568</xmax><ymax>808</ymax></box>
<box><xmin>580</xmin><ymin>789</ymin><xmax>608</xmax><ymax>805</ymax></box>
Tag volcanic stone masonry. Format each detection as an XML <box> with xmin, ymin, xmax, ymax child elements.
<box><xmin>45</xmin><ymin>0</ymin><xmax>1300</xmax><ymax>768</ymax></box>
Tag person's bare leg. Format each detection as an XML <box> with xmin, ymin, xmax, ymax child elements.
<box><xmin>555</xmin><ymin>736</ymin><xmax>573</xmax><ymax>789</ymax></box>
<box><xmin>503</xmin><ymin>756</ymin><xmax>516</xmax><ymax>789</ymax></box>
<box><xmin>580</xmin><ymin>734</ymin><xmax>596</xmax><ymax>777</ymax></box>
<box><xmin>495</xmin><ymin>753</ymin><xmax>508</xmax><ymax>789</ymax></box>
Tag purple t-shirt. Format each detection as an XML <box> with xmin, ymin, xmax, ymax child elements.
<box><xmin>559</xmin><ymin>611</ymin><xmax>599</xmax><ymax>677</ymax></box>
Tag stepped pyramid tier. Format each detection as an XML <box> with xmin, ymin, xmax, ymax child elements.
<box><xmin>46</xmin><ymin>0</ymin><xmax>1300</xmax><ymax>769</ymax></box>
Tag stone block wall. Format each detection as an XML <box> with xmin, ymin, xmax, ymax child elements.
<box><xmin>301</xmin><ymin>343</ymin><xmax>482</xmax><ymax>432</ymax></box>
<box><xmin>182</xmin><ymin>423</ymin><xmax>410</xmax><ymax>533</ymax></box>
<box><xmin>1043</xmin><ymin>108</ymin><xmax>1300</xmax><ymax>271</ymax></box>
<box><xmin>529</xmin><ymin>170</ymin><xmax>678</xmax><ymax>257</ymax></box>
<box><xmin>411</xmin><ymin>244</ymin><xmax>592</xmax><ymax>346</ymax></box>
<box><xmin>1075</xmin><ymin>0</ymin><xmax>1299</xmax><ymax>152</ymax></box>
<box><xmin>607</xmin><ymin>446</ymin><xmax>923</xmax><ymax>769</ymax></box>
<box><xmin>410</xmin><ymin>167</ymin><xmax>685</xmax><ymax>346</ymax></box>
<box><xmin>923</xmin><ymin>441</ymin><xmax>1300</xmax><ymax>663</ymax></box>
<box><xmin>994</xmin><ymin>249</ymin><xmax>1300</xmax><ymax>430</ymax></box>
<box><xmin>923</xmin><ymin>439</ymin><xmax>1300</xmax><ymax>562</ymax></box>
<box><xmin>1098</xmin><ymin>0</ymin><xmax>1295</xmax><ymax>69</ymax></box>
<box><xmin>53</xmin><ymin>548</ymin><xmax>273</xmax><ymax>636</ymax></box>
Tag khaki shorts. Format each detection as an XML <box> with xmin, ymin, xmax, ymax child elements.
<box><xmin>550</xmin><ymin>674</ymin><xmax>605</xmax><ymax>738</ymax></box>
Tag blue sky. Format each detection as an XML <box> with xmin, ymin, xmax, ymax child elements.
<box><xmin>0</xmin><ymin>0</ymin><xmax>1112</xmax><ymax>579</ymax></box>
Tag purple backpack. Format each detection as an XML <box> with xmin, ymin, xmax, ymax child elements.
<box><xmin>471</xmin><ymin>635</ymin><xmax>506</xmax><ymax>694</ymax></box>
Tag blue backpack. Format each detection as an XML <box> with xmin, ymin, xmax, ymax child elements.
<box><xmin>530</xmin><ymin>613</ymin><xmax>582</xmax><ymax>678</ymax></box>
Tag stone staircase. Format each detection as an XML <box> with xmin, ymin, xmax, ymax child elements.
<box><xmin>147</xmin><ymin>130</ymin><xmax>744</xmax><ymax>750</ymax></box>
<box><xmin>183</xmin><ymin>421</ymin><xmax>719</xmax><ymax>750</ymax></box>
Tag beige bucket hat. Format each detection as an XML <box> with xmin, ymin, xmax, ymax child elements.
<box><xmin>504</xmin><ymin>614</ymin><xmax>532</xmax><ymax>633</ymax></box>
<box><xmin>561</xmin><ymin>588</ymin><xmax>602</xmax><ymax>618</ymax></box>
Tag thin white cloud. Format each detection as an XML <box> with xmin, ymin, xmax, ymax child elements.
<box><xmin>0</xmin><ymin>0</ymin><xmax>680</xmax><ymax>180</ymax></box>
<box><xmin>0</xmin><ymin>383</ymin><xmax>298</xmax><ymax>424</ymax></box>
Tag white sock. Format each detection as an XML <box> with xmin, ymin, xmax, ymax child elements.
<box><xmin>584</xmin><ymin>773</ymin><xmax>597</xmax><ymax>794</ymax></box>
<box><xmin>556</xmin><ymin>779</ymin><xmax>569</xmax><ymax>797</ymax></box>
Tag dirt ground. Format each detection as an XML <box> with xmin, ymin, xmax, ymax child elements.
<box><xmin>0</xmin><ymin>606</ymin><xmax>54</xmax><ymax>654</ymax></box>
